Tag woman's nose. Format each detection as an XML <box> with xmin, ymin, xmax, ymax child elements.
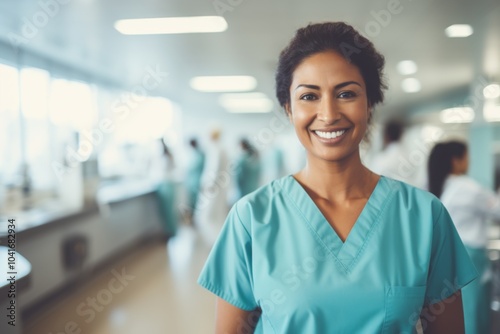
<box><xmin>317</xmin><ymin>97</ymin><xmax>341</xmax><ymax>123</ymax></box>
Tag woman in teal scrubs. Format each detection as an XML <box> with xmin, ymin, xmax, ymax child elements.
<box><xmin>234</xmin><ymin>138</ymin><xmax>261</xmax><ymax>200</ymax></box>
<box><xmin>185</xmin><ymin>138</ymin><xmax>205</xmax><ymax>222</ymax></box>
<box><xmin>198</xmin><ymin>22</ymin><xmax>477</xmax><ymax>333</ymax></box>
<box><xmin>155</xmin><ymin>140</ymin><xmax>178</xmax><ymax>236</ymax></box>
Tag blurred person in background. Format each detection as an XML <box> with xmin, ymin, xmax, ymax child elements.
<box><xmin>428</xmin><ymin>140</ymin><xmax>500</xmax><ymax>334</ymax></box>
<box><xmin>155</xmin><ymin>139</ymin><xmax>178</xmax><ymax>238</ymax></box>
<box><xmin>234</xmin><ymin>138</ymin><xmax>261</xmax><ymax>200</ymax></box>
<box><xmin>196</xmin><ymin>128</ymin><xmax>229</xmax><ymax>245</ymax></box>
<box><xmin>261</xmin><ymin>140</ymin><xmax>285</xmax><ymax>185</ymax></box>
<box><xmin>369</xmin><ymin>119</ymin><xmax>415</xmax><ymax>184</ymax></box>
<box><xmin>184</xmin><ymin>138</ymin><xmax>205</xmax><ymax>225</ymax></box>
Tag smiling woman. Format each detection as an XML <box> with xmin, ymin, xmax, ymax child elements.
<box><xmin>287</xmin><ymin>51</ymin><xmax>370</xmax><ymax>166</ymax></box>
<box><xmin>198</xmin><ymin>22</ymin><xmax>477</xmax><ymax>334</ymax></box>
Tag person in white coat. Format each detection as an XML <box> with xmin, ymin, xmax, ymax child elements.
<box><xmin>195</xmin><ymin>129</ymin><xmax>229</xmax><ymax>245</ymax></box>
<box><xmin>368</xmin><ymin>119</ymin><xmax>426</xmax><ymax>188</ymax></box>
<box><xmin>428</xmin><ymin>140</ymin><xmax>500</xmax><ymax>334</ymax></box>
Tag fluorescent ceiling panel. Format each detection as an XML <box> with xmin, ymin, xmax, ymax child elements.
<box><xmin>190</xmin><ymin>76</ymin><xmax>257</xmax><ymax>92</ymax></box>
<box><xmin>397</xmin><ymin>60</ymin><xmax>418</xmax><ymax>75</ymax></box>
<box><xmin>440</xmin><ymin>107</ymin><xmax>475</xmax><ymax>123</ymax></box>
<box><xmin>219</xmin><ymin>93</ymin><xmax>273</xmax><ymax>113</ymax></box>
<box><xmin>115</xmin><ymin>16</ymin><xmax>228</xmax><ymax>35</ymax></box>
<box><xmin>401</xmin><ymin>78</ymin><xmax>421</xmax><ymax>93</ymax></box>
<box><xmin>483</xmin><ymin>84</ymin><xmax>500</xmax><ymax>99</ymax></box>
<box><xmin>484</xmin><ymin>103</ymin><xmax>500</xmax><ymax>122</ymax></box>
<box><xmin>445</xmin><ymin>24</ymin><xmax>473</xmax><ymax>38</ymax></box>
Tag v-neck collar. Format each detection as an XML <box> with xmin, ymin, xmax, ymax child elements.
<box><xmin>281</xmin><ymin>174</ymin><xmax>395</xmax><ymax>273</ymax></box>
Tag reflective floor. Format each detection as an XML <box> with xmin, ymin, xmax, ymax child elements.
<box><xmin>23</xmin><ymin>225</ymin><xmax>500</xmax><ymax>334</ymax></box>
<box><xmin>23</xmin><ymin>227</ymin><xmax>216</xmax><ymax>334</ymax></box>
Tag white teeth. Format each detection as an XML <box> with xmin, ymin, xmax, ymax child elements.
<box><xmin>315</xmin><ymin>130</ymin><xmax>346</xmax><ymax>139</ymax></box>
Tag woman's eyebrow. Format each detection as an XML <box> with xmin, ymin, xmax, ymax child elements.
<box><xmin>294</xmin><ymin>84</ymin><xmax>320</xmax><ymax>91</ymax></box>
<box><xmin>335</xmin><ymin>81</ymin><xmax>361</xmax><ymax>90</ymax></box>
<box><xmin>294</xmin><ymin>81</ymin><xmax>361</xmax><ymax>91</ymax></box>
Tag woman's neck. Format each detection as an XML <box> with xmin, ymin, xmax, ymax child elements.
<box><xmin>294</xmin><ymin>153</ymin><xmax>378</xmax><ymax>202</ymax></box>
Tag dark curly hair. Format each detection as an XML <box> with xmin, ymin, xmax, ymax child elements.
<box><xmin>275</xmin><ymin>22</ymin><xmax>386</xmax><ymax>110</ymax></box>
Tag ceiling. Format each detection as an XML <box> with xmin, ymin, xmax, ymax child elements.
<box><xmin>0</xmin><ymin>0</ymin><xmax>499</xmax><ymax>121</ymax></box>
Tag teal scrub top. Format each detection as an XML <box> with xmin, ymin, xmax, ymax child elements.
<box><xmin>186</xmin><ymin>149</ymin><xmax>205</xmax><ymax>189</ymax></box>
<box><xmin>235</xmin><ymin>152</ymin><xmax>261</xmax><ymax>199</ymax></box>
<box><xmin>198</xmin><ymin>176</ymin><xmax>478</xmax><ymax>333</ymax></box>
<box><xmin>185</xmin><ymin>148</ymin><xmax>205</xmax><ymax>207</ymax></box>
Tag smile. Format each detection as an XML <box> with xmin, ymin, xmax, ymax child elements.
<box><xmin>314</xmin><ymin>130</ymin><xmax>346</xmax><ymax>139</ymax></box>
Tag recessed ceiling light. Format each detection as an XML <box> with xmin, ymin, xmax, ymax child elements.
<box><xmin>190</xmin><ymin>76</ymin><xmax>257</xmax><ymax>92</ymax></box>
<box><xmin>219</xmin><ymin>93</ymin><xmax>273</xmax><ymax>113</ymax></box>
<box><xmin>440</xmin><ymin>107</ymin><xmax>475</xmax><ymax>123</ymax></box>
<box><xmin>483</xmin><ymin>84</ymin><xmax>500</xmax><ymax>99</ymax></box>
<box><xmin>445</xmin><ymin>24</ymin><xmax>473</xmax><ymax>38</ymax></box>
<box><xmin>420</xmin><ymin>125</ymin><xmax>444</xmax><ymax>142</ymax></box>
<box><xmin>114</xmin><ymin>16</ymin><xmax>228</xmax><ymax>35</ymax></box>
<box><xmin>484</xmin><ymin>103</ymin><xmax>500</xmax><ymax>122</ymax></box>
<box><xmin>397</xmin><ymin>60</ymin><xmax>418</xmax><ymax>75</ymax></box>
<box><xmin>401</xmin><ymin>78</ymin><xmax>421</xmax><ymax>93</ymax></box>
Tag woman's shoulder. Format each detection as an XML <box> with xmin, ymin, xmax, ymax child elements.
<box><xmin>235</xmin><ymin>176</ymin><xmax>287</xmax><ymax>206</ymax></box>
<box><xmin>382</xmin><ymin>176</ymin><xmax>443</xmax><ymax>211</ymax></box>
<box><xmin>231</xmin><ymin>176</ymin><xmax>289</xmax><ymax>222</ymax></box>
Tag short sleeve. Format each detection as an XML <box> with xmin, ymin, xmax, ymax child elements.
<box><xmin>197</xmin><ymin>205</ymin><xmax>258</xmax><ymax>311</ymax></box>
<box><xmin>425</xmin><ymin>204</ymin><xmax>478</xmax><ymax>305</ymax></box>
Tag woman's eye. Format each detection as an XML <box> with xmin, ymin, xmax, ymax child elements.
<box><xmin>338</xmin><ymin>91</ymin><xmax>356</xmax><ymax>99</ymax></box>
<box><xmin>300</xmin><ymin>94</ymin><xmax>317</xmax><ymax>101</ymax></box>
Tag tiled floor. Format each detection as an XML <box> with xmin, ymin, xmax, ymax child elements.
<box><xmin>23</xmin><ymin>226</ymin><xmax>500</xmax><ymax>334</ymax></box>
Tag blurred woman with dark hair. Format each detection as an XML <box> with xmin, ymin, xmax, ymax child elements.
<box><xmin>428</xmin><ymin>140</ymin><xmax>500</xmax><ymax>334</ymax></box>
<box><xmin>155</xmin><ymin>139</ymin><xmax>178</xmax><ymax>237</ymax></box>
<box><xmin>234</xmin><ymin>138</ymin><xmax>261</xmax><ymax>200</ymax></box>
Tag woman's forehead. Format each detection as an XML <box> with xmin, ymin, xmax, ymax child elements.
<box><xmin>291</xmin><ymin>51</ymin><xmax>365</xmax><ymax>86</ymax></box>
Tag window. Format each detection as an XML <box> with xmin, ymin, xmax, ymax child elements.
<box><xmin>20</xmin><ymin>67</ymin><xmax>52</xmax><ymax>191</ymax></box>
<box><xmin>0</xmin><ymin>63</ymin><xmax>21</xmax><ymax>187</ymax></box>
<box><xmin>0</xmin><ymin>58</ymin><xmax>184</xmax><ymax>215</ymax></box>
<box><xmin>98</xmin><ymin>93</ymin><xmax>182</xmax><ymax>180</ymax></box>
